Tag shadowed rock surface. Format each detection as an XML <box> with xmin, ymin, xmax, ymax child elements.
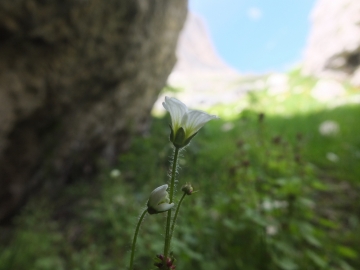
<box><xmin>303</xmin><ymin>0</ymin><xmax>360</xmax><ymax>86</ymax></box>
<box><xmin>0</xmin><ymin>0</ymin><xmax>187</xmax><ymax>222</ymax></box>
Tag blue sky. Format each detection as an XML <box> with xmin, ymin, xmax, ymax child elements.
<box><xmin>189</xmin><ymin>0</ymin><xmax>316</xmax><ymax>73</ymax></box>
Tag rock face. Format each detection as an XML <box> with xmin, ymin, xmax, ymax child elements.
<box><xmin>173</xmin><ymin>12</ymin><xmax>236</xmax><ymax>74</ymax></box>
<box><xmin>0</xmin><ymin>0</ymin><xmax>187</xmax><ymax>221</ymax></box>
<box><xmin>303</xmin><ymin>0</ymin><xmax>360</xmax><ymax>85</ymax></box>
<box><xmin>158</xmin><ymin>12</ymin><xmax>241</xmax><ymax>110</ymax></box>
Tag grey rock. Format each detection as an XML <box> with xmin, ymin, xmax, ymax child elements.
<box><xmin>303</xmin><ymin>0</ymin><xmax>360</xmax><ymax>85</ymax></box>
<box><xmin>157</xmin><ymin>12</ymin><xmax>241</xmax><ymax>110</ymax></box>
<box><xmin>0</xmin><ymin>0</ymin><xmax>187</xmax><ymax>221</ymax></box>
<box><xmin>173</xmin><ymin>12</ymin><xmax>236</xmax><ymax>74</ymax></box>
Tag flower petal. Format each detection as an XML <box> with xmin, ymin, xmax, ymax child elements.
<box><xmin>181</xmin><ymin>110</ymin><xmax>218</xmax><ymax>137</ymax></box>
<box><xmin>162</xmin><ymin>97</ymin><xmax>188</xmax><ymax>132</ymax></box>
<box><xmin>155</xmin><ymin>203</ymin><xmax>175</xmax><ymax>212</ymax></box>
<box><xmin>148</xmin><ymin>184</ymin><xmax>168</xmax><ymax>208</ymax></box>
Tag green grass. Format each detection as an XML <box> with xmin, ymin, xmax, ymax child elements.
<box><xmin>1</xmin><ymin>70</ymin><xmax>360</xmax><ymax>270</ymax></box>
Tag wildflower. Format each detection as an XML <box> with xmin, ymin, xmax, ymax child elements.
<box><xmin>319</xmin><ymin>120</ymin><xmax>339</xmax><ymax>136</ymax></box>
<box><xmin>147</xmin><ymin>185</ymin><xmax>174</xmax><ymax>215</ymax></box>
<box><xmin>110</xmin><ymin>169</ymin><xmax>121</xmax><ymax>178</ymax></box>
<box><xmin>266</xmin><ymin>225</ymin><xmax>278</xmax><ymax>236</ymax></box>
<box><xmin>326</xmin><ymin>152</ymin><xmax>339</xmax><ymax>162</ymax></box>
<box><xmin>162</xmin><ymin>96</ymin><xmax>218</xmax><ymax>148</ymax></box>
<box><xmin>221</xmin><ymin>122</ymin><xmax>234</xmax><ymax>132</ymax></box>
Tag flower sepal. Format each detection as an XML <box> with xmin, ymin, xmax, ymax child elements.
<box><xmin>170</xmin><ymin>126</ymin><xmax>198</xmax><ymax>148</ymax></box>
<box><xmin>182</xmin><ymin>131</ymin><xmax>198</xmax><ymax>148</ymax></box>
<box><xmin>147</xmin><ymin>206</ymin><xmax>164</xmax><ymax>215</ymax></box>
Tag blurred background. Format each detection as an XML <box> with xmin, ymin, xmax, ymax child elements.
<box><xmin>189</xmin><ymin>0</ymin><xmax>314</xmax><ymax>73</ymax></box>
<box><xmin>0</xmin><ymin>0</ymin><xmax>360</xmax><ymax>269</ymax></box>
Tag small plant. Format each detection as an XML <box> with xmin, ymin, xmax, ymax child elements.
<box><xmin>2</xmin><ymin>71</ymin><xmax>359</xmax><ymax>269</ymax></box>
<box><xmin>221</xmin><ymin>112</ymin><xmax>356</xmax><ymax>270</ymax></box>
<box><xmin>129</xmin><ymin>96</ymin><xmax>218</xmax><ymax>269</ymax></box>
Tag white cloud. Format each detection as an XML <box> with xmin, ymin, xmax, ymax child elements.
<box><xmin>247</xmin><ymin>7</ymin><xmax>262</xmax><ymax>21</ymax></box>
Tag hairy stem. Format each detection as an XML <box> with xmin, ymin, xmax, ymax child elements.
<box><xmin>164</xmin><ymin>147</ymin><xmax>180</xmax><ymax>259</ymax></box>
<box><xmin>129</xmin><ymin>209</ymin><xmax>147</xmax><ymax>270</ymax></box>
<box><xmin>170</xmin><ymin>192</ymin><xmax>186</xmax><ymax>244</ymax></box>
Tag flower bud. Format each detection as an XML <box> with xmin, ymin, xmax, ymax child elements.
<box><xmin>156</xmin><ymin>254</ymin><xmax>164</xmax><ymax>261</ymax></box>
<box><xmin>147</xmin><ymin>185</ymin><xmax>174</xmax><ymax>215</ymax></box>
<box><xmin>153</xmin><ymin>254</ymin><xmax>176</xmax><ymax>269</ymax></box>
<box><xmin>181</xmin><ymin>183</ymin><xmax>194</xmax><ymax>195</ymax></box>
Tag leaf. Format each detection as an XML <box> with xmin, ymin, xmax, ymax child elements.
<box><xmin>303</xmin><ymin>234</ymin><xmax>322</xmax><ymax>247</ymax></box>
<box><xmin>297</xmin><ymin>222</ymin><xmax>322</xmax><ymax>247</ymax></box>
<box><xmin>274</xmin><ymin>257</ymin><xmax>298</xmax><ymax>270</ymax></box>
<box><xmin>338</xmin><ymin>260</ymin><xmax>355</xmax><ymax>270</ymax></box>
<box><xmin>337</xmin><ymin>246</ymin><xmax>358</xmax><ymax>259</ymax></box>
<box><xmin>223</xmin><ymin>218</ymin><xmax>237</xmax><ymax>230</ymax></box>
<box><xmin>318</xmin><ymin>218</ymin><xmax>338</xmax><ymax>229</ymax></box>
<box><xmin>272</xmin><ymin>241</ymin><xmax>296</xmax><ymax>255</ymax></box>
<box><xmin>306</xmin><ymin>250</ymin><xmax>327</xmax><ymax>268</ymax></box>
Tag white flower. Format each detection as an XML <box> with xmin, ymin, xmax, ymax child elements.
<box><xmin>147</xmin><ymin>184</ymin><xmax>174</xmax><ymax>215</ymax></box>
<box><xmin>162</xmin><ymin>96</ymin><xmax>218</xmax><ymax>147</ymax></box>
<box><xmin>319</xmin><ymin>120</ymin><xmax>339</xmax><ymax>136</ymax></box>
<box><xmin>326</xmin><ymin>152</ymin><xmax>339</xmax><ymax>162</ymax></box>
<box><xmin>266</xmin><ymin>225</ymin><xmax>278</xmax><ymax>236</ymax></box>
<box><xmin>110</xmin><ymin>169</ymin><xmax>121</xmax><ymax>178</ymax></box>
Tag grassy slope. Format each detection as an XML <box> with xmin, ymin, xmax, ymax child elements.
<box><xmin>1</xmin><ymin>70</ymin><xmax>360</xmax><ymax>270</ymax></box>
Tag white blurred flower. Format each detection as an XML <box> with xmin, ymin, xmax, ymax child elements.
<box><xmin>262</xmin><ymin>200</ymin><xmax>288</xmax><ymax>211</ymax></box>
<box><xmin>110</xmin><ymin>169</ymin><xmax>121</xmax><ymax>178</ymax></box>
<box><xmin>326</xmin><ymin>152</ymin><xmax>339</xmax><ymax>162</ymax></box>
<box><xmin>162</xmin><ymin>96</ymin><xmax>218</xmax><ymax>147</ymax></box>
<box><xmin>266</xmin><ymin>225</ymin><xmax>278</xmax><ymax>236</ymax></box>
<box><xmin>221</xmin><ymin>122</ymin><xmax>234</xmax><ymax>132</ymax></box>
<box><xmin>319</xmin><ymin>120</ymin><xmax>339</xmax><ymax>136</ymax></box>
<box><xmin>147</xmin><ymin>184</ymin><xmax>174</xmax><ymax>215</ymax></box>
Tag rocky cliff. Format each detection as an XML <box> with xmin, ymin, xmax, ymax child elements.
<box><xmin>303</xmin><ymin>0</ymin><xmax>360</xmax><ymax>86</ymax></box>
<box><xmin>158</xmin><ymin>13</ymin><xmax>241</xmax><ymax>110</ymax></box>
<box><xmin>0</xmin><ymin>0</ymin><xmax>187</xmax><ymax>222</ymax></box>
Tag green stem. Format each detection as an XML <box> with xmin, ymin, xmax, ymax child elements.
<box><xmin>169</xmin><ymin>192</ymin><xmax>186</xmax><ymax>244</ymax></box>
<box><xmin>169</xmin><ymin>147</ymin><xmax>180</xmax><ymax>204</ymax></box>
<box><xmin>164</xmin><ymin>147</ymin><xmax>180</xmax><ymax>259</ymax></box>
<box><xmin>129</xmin><ymin>209</ymin><xmax>147</xmax><ymax>270</ymax></box>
